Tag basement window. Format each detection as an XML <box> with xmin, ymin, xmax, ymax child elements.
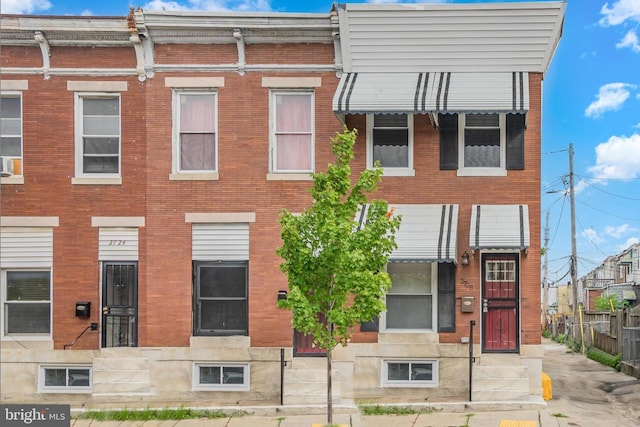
<box><xmin>382</xmin><ymin>360</ymin><xmax>438</xmax><ymax>387</ymax></box>
<box><xmin>193</xmin><ymin>363</ymin><xmax>249</xmax><ymax>391</ymax></box>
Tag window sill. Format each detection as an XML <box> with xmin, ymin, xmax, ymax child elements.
<box><xmin>267</xmin><ymin>173</ymin><xmax>313</xmax><ymax>181</ymax></box>
<box><xmin>0</xmin><ymin>176</ymin><xmax>24</xmax><ymax>184</ymax></box>
<box><xmin>169</xmin><ymin>172</ymin><xmax>219</xmax><ymax>181</ymax></box>
<box><xmin>368</xmin><ymin>168</ymin><xmax>416</xmax><ymax>177</ymax></box>
<box><xmin>382</xmin><ymin>381</ymin><xmax>438</xmax><ymax>388</ymax></box>
<box><xmin>456</xmin><ymin>168</ymin><xmax>507</xmax><ymax>177</ymax></box>
<box><xmin>72</xmin><ymin>177</ymin><xmax>122</xmax><ymax>185</ymax></box>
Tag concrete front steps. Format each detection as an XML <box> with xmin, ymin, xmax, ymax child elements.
<box><xmin>92</xmin><ymin>349</ymin><xmax>151</xmax><ymax>396</ymax></box>
<box><xmin>471</xmin><ymin>354</ymin><xmax>530</xmax><ymax>401</ymax></box>
<box><xmin>283</xmin><ymin>356</ymin><xmax>341</xmax><ymax>405</ymax></box>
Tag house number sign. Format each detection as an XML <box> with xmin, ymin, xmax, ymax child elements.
<box><xmin>108</xmin><ymin>240</ymin><xmax>127</xmax><ymax>246</ymax></box>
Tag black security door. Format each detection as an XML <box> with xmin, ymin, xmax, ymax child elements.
<box><xmin>101</xmin><ymin>262</ymin><xmax>138</xmax><ymax>347</ymax></box>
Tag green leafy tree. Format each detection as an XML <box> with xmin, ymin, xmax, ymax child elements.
<box><xmin>277</xmin><ymin>127</ymin><xmax>400</xmax><ymax>425</ymax></box>
<box><xmin>593</xmin><ymin>293</ymin><xmax>630</xmax><ymax>312</ymax></box>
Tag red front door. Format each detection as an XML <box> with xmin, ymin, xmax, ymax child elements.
<box><xmin>482</xmin><ymin>253</ymin><xmax>519</xmax><ymax>352</ymax></box>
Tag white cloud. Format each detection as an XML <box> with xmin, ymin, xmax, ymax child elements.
<box><xmin>605</xmin><ymin>224</ymin><xmax>638</xmax><ymax>238</ymax></box>
<box><xmin>600</xmin><ymin>0</ymin><xmax>640</xmax><ymax>26</ymax></box>
<box><xmin>585</xmin><ymin>83</ymin><xmax>636</xmax><ymax>118</ymax></box>
<box><xmin>141</xmin><ymin>0</ymin><xmax>272</xmax><ymax>12</ymax></box>
<box><xmin>80</xmin><ymin>9</ymin><xmax>93</xmax><ymax>16</ymax></box>
<box><xmin>0</xmin><ymin>0</ymin><xmax>51</xmax><ymax>14</ymax></box>
<box><xmin>619</xmin><ymin>236</ymin><xmax>640</xmax><ymax>251</ymax></box>
<box><xmin>616</xmin><ymin>29</ymin><xmax>640</xmax><ymax>52</ymax></box>
<box><xmin>582</xmin><ymin>228</ymin><xmax>604</xmax><ymax>245</ymax></box>
<box><xmin>588</xmin><ymin>133</ymin><xmax>640</xmax><ymax>179</ymax></box>
<box><xmin>367</xmin><ymin>0</ymin><xmax>451</xmax><ymax>3</ymax></box>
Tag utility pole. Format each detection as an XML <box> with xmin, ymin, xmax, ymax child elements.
<box><xmin>542</xmin><ymin>210</ymin><xmax>549</xmax><ymax>330</ymax></box>
<box><xmin>569</xmin><ymin>144</ymin><xmax>579</xmax><ymax>334</ymax></box>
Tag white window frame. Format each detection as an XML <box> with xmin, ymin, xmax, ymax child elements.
<box><xmin>1</xmin><ymin>269</ymin><xmax>52</xmax><ymax>340</ymax></box>
<box><xmin>457</xmin><ymin>113</ymin><xmax>507</xmax><ymax>177</ymax></box>
<box><xmin>0</xmin><ymin>92</ymin><xmax>23</xmax><ymax>179</ymax></box>
<box><xmin>193</xmin><ymin>363</ymin><xmax>250</xmax><ymax>391</ymax></box>
<box><xmin>172</xmin><ymin>90</ymin><xmax>219</xmax><ymax>178</ymax></box>
<box><xmin>382</xmin><ymin>261</ymin><xmax>437</xmax><ymax>332</ymax></box>
<box><xmin>74</xmin><ymin>92</ymin><xmax>121</xmax><ymax>179</ymax></box>
<box><xmin>382</xmin><ymin>359</ymin><xmax>438</xmax><ymax>387</ymax></box>
<box><xmin>269</xmin><ymin>90</ymin><xmax>315</xmax><ymax>174</ymax></box>
<box><xmin>39</xmin><ymin>365</ymin><xmax>92</xmax><ymax>393</ymax></box>
<box><xmin>366</xmin><ymin>114</ymin><xmax>415</xmax><ymax>177</ymax></box>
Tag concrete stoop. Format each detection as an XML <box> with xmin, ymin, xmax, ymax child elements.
<box><xmin>471</xmin><ymin>362</ymin><xmax>531</xmax><ymax>402</ymax></box>
<box><xmin>92</xmin><ymin>355</ymin><xmax>151</xmax><ymax>396</ymax></box>
<box><xmin>283</xmin><ymin>357</ymin><xmax>341</xmax><ymax>405</ymax></box>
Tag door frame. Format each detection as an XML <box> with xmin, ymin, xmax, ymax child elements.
<box><xmin>481</xmin><ymin>252</ymin><xmax>520</xmax><ymax>353</ymax></box>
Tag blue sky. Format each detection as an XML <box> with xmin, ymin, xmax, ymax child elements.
<box><xmin>3</xmin><ymin>0</ymin><xmax>640</xmax><ymax>284</ymax></box>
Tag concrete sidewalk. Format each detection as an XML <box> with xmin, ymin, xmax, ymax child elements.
<box><xmin>70</xmin><ymin>401</ymin><xmax>572</xmax><ymax>427</ymax></box>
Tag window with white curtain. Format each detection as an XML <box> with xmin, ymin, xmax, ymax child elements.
<box><xmin>366</xmin><ymin>114</ymin><xmax>414</xmax><ymax>176</ymax></box>
<box><xmin>175</xmin><ymin>91</ymin><xmax>217</xmax><ymax>173</ymax></box>
<box><xmin>270</xmin><ymin>91</ymin><xmax>314</xmax><ymax>173</ymax></box>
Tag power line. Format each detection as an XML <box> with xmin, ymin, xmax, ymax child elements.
<box><xmin>576</xmin><ymin>199</ymin><xmax>640</xmax><ymax>222</ymax></box>
<box><xmin>575</xmin><ymin>175</ymin><xmax>640</xmax><ymax>201</ymax></box>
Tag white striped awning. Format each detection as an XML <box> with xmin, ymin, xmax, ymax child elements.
<box><xmin>363</xmin><ymin>204</ymin><xmax>458</xmax><ymax>262</ymax></box>
<box><xmin>470</xmin><ymin>204</ymin><xmax>530</xmax><ymax>250</ymax></box>
<box><xmin>333</xmin><ymin>72</ymin><xmax>529</xmax><ymax>115</ymax></box>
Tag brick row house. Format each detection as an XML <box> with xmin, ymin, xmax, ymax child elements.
<box><xmin>0</xmin><ymin>2</ymin><xmax>565</xmax><ymax>406</ymax></box>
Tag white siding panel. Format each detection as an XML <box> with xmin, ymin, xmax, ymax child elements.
<box><xmin>0</xmin><ymin>227</ymin><xmax>53</xmax><ymax>268</ymax></box>
<box><xmin>338</xmin><ymin>2</ymin><xmax>565</xmax><ymax>73</ymax></box>
<box><xmin>391</xmin><ymin>204</ymin><xmax>458</xmax><ymax>261</ymax></box>
<box><xmin>470</xmin><ymin>205</ymin><xmax>530</xmax><ymax>250</ymax></box>
<box><xmin>192</xmin><ymin>223</ymin><xmax>249</xmax><ymax>261</ymax></box>
<box><xmin>99</xmin><ymin>228</ymin><xmax>139</xmax><ymax>261</ymax></box>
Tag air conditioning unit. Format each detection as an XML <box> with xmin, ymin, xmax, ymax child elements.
<box><xmin>1</xmin><ymin>157</ymin><xmax>14</xmax><ymax>177</ymax></box>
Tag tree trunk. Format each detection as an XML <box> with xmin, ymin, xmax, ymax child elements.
<box><xmin>327</xmin><ymin>348</ymin><xmax>333</xmax><ymax>426</ymax></box>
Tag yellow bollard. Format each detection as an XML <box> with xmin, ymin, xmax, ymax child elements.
<box><xmin>542</xmin><ymin>371</ymin><xmax>552</xmax><ymax>401</ymax></box>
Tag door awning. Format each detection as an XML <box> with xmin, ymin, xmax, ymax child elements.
<box><xmin>332</xmin><ymin>72</ymin><xmax>529</xmax><ymax>115</ymax></box>
<box><xmin>470</xmin><ymin>204</ymin><xmax>530</xmax><ymax>250</ymax></box>
<box><xmin>387</xmin><ymin>204</ymin><xmax>459</xmax><ymax>262</ymax></box>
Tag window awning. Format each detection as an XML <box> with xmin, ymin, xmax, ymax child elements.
<box><xmin>333</xmin><ymin>72</ymin><xmax>529</xmax><ymax>115</ymax></box>
<box><xmin>470</xmin><ymin>204</ymin><xmax>530</xmax><ymax>250</ymax></box>
<box><xmin>388</xmin><ymin>204</ymin><xmax>459</xmax><ymax>262</ymax></box>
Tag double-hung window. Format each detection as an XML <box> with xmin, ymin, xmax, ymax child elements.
<box><xmin>193</xmin><ymin>261</ymin><xmax>248</xmax><ymax>336</ymax></box>
<box><xmin>2</xmin><ymin>270</ymin><xmax>51</xmax><ymax>337</ymax></box>
<box><xmin>175</xmin><ymin>91</ymin><xmax>217</xmax><ymax>173</ymax></box>
<box><xmin>75</xmin><ymin>94</ymin><xmax>120</xmax><ymax>176</ymax></box>
<box><xmin>270</xmin><ymin>91</ymin><xmax>314</xmax><ymax>173</ymax></box>
<box><xmin>0</xmin><ymin>94</ymin><xmax>23</xmax><ymax>177</ymax></box>
<box><xmin>367</xmin><ymin>114</ymin><xmax>414</xmax><ymax>176</ymax></box>
<box><xmin>384</xmin><ymin>261</ymin><xmax>435</xmax><ymax>331</ymax></box>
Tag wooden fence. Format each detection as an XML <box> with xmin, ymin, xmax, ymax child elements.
<box><xmin>550</xmin><ymin>310</ymin><xmax>640</xmax><ymax>360</ymax></box>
